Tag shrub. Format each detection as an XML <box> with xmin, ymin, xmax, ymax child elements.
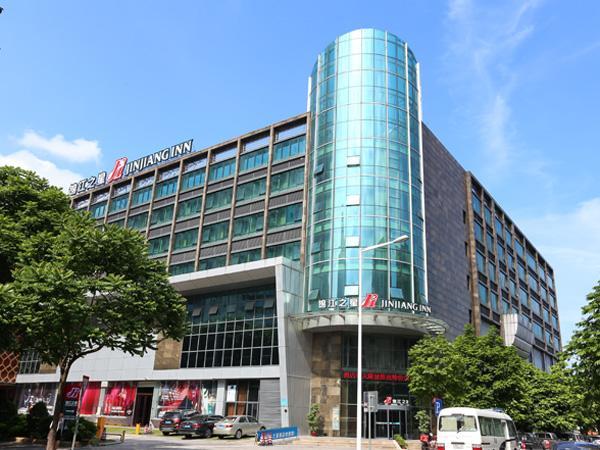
<box><xmin>394</xmin><ymin>434</ymin><xmax>408</xmax><ymax>448</ymax></box>
<box><xmin>63</xmin><ymin>417</ymin><xmax>97</xmax><ymax>443</ymax></box>
<box><xmin>306</xmin><ymin>403</ymin><xmax>323</xmax><ymax>435</ymax></box>
<box><xmin>415</xmin><ymin>410</ymin><xmax>431</xmax><ymax>433</ymax></box>
<box><xmin>26</xmin><ymin>402</ymin><xmax>51</xmax><ymax>439</ymax></box>
<box><xmin>0</xmin><ymin>399</ymin><xmax>19</xmax><ymax>439</ymax></box>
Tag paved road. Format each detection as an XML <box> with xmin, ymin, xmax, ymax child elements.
<box><xmin>0</xmin><ymin>433</ymin><xmax>396</xmax><ymax>450</ymax></box>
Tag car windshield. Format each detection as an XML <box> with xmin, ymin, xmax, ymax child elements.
<box><xmin>224</xmin><ymin>416</ymin><xmax>237</xmax><ymax>422</ymax></box>
<box><xmin>163</xmin><ymin>412</ymin><xmax>179</xmax><ymax>418</ymax></box>
<box><xmin>440</xmin><ymin>415</ymin><xmax>477</xmax><ymax>432</ymax></box>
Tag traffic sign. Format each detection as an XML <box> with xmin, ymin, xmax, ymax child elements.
<box><xmin>433</xmin><ymin>398</ymin><xmax>444</xmax><ymax>416</ymax></box>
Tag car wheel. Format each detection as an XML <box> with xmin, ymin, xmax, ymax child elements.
<box><xmin>183</xmin><ymin>434</ymin><xmax>191</xmax><ymax>439</ymax></box>
<box><xmin>218</xmin><ymin>435</ymin><xmax>225</xmax><ymax>439</ymax></box>
<box><xmin>205</xmin><ymin>428</ymin><xmax>213</xmax><ymax>438</ymax></box>
<box><xmin>162</xmin><ymin>432</ymin><xmax>169</xmax><ymax>436</ymax></box>
<box><xmin>235</xmin><ymin>429</ymin><xmax>242</xmax><ymax>439</ymax></box>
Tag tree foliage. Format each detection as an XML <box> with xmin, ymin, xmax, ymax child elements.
<box><xmin>408</xmin><ymin>325</ymin><xmax>583</xmax><ymax>431</ymax></box>
<box><xmin>0</xmin><ymin>166</ymin><xmax>187</xmax><ymax>450</ymax></box>
<box><xmin>0</xmin><ymin>166</ymin><xmax>70</xmax><ymax>283</ymax></box>
<box><xmin>566</xmin><ymin>280</ymin><xmax>600</xmax><ymax>431</ymax></box>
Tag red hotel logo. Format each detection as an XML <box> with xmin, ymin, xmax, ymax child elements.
<box><xmin>361</xmin><ymin>293</ymin><xmax>378</xmax><ymax>308</ymax></box>
<box><xmin>107</xmin><ymin>157</ymin><xmax>128</xmax><ymax>182</ymax></box>
<box><xmin>341</xmin><ymin>371</ymin><xmax>409</xmax><ymax>382</ymax></box>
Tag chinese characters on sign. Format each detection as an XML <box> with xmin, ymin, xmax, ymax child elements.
<box><xmin>317</xmin><ymin>297</ymin><xmax>432</xmax><ymax>314</ymax></box>
<box><xmin>341</xmin><ymin>371</ymin><xmax>409</xmax><ymax>382</ymax></box>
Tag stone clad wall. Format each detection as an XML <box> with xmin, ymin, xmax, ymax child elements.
<box><xmin>310</xmin><ymin>333</ymin><xmax>341</xmax><ymax>437</ymax></box>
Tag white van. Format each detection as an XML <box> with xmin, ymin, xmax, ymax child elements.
<box><xmin>437</xmin><ymin>407</ymin><xmax>518</xmax><ymax>450</ymax></box>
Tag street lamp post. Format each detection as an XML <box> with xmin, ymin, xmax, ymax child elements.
<box><xmin>356</xmin><ymin>235</ymin><xmax>409</xmax><ymax>450</ymax></box>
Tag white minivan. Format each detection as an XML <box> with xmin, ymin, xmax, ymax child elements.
<box><xmin>437</xmin><ymin>408</ymin><xmax>518</xmax><ymax>450</ymax></box>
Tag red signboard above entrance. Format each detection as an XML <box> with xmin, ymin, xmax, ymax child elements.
<box><xmin>341</xmin><ymin>371</ymin><xmax>409</xmax><ymax>382</ymax></box>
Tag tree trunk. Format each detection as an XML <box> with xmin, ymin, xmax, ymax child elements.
<box><xmin>46</xmin><ymin>362</ymin><xmax>69</xmax><ymax>450</ymax></box>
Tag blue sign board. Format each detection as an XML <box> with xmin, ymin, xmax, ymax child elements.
<box><xmin>256</xmin><ymin>426</ymin><xmax>299</xmax><ymax>443</ymax></box>
<box><xmin>433</xmin><ymin>398</ymin><xmax>444</xmax><ymax>416</ymax></box>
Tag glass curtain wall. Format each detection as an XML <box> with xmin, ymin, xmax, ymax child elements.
<box><xmin>305</xmin><ymin>28</ymin><xmax>426</xmax><ymax>312</ymax></box>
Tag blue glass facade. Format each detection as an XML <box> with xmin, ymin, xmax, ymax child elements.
<box><xmin>305</xmin><ymin>29</ymin><xmax>427</xmax><ymax>312</ymax></box>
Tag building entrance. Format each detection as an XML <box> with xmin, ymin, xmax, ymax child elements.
<box><xmin>372</xmin><ymin>404</ymin><xmax>408</xmax><ymax>439</ymax></box>
<box><xmin>133</xmin><ymin>387</ymin><xmax>153</xmax><ymax>426</ymax></box>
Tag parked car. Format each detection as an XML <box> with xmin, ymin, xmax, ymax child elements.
<box><xmin>535</xmin><ymin>432</ymin><xmax>559</xmax><ymax>450</ymax></box>
<box><xmin>556</xmin><ymin>433</ymin><xmax>585</xmax><ymax>442</ymax></box>
<box><xmin>213</xmin><ymin>415</ymin><xmax>265</xmax><ymax>439</ymax></box>
<box><xmin>519</xmin><ymin>432</ymin><xmax>545</xmax><ymax>450</ymax></box>
<box><xmin>159</xmin><ymin>409</ymin><xmax>200</xmax><ymax>436</ymax></box>
<box><xmin>179</xmin><ymin>415</ymin><xmax>224</xmax><ymax>439</ymax></box>
<box><xmin>552</xmin><ymin>441</ymin><xmax>600</xmax><ymax>450</ymax></box>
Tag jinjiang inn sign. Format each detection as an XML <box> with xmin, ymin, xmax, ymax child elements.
<box><xmin>69</xmin><ymin>139</ymin><xmax>194</xmax><ymax>196</ymax></box>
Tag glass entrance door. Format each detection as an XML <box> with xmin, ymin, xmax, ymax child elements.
<box><xmin>374</xmin><ymin>405</ymin><xmax>407</xmax><ymax>438</ymax></box>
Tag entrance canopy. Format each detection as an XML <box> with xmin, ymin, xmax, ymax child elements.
<box><xmin>292</xmin><ymin>310</ymin><xmax>448</xmax><ymax>336</ymax></box>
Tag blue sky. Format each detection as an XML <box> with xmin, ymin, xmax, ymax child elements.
<box><xmin>1</xmin><ymin>0</ymin><xmax>598</xmax><ymax>342</ymax></box>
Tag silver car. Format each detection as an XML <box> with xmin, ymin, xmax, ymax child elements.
<box><xmin>213</xmin><ymin>415</ymin><xmax>265</xmax><ymax>439</ymax></box>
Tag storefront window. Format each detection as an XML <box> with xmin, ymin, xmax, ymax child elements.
<box><xmin>17</xmin><ymin>383</ymin><xmax>57</xmax><ymax>414</ymax></box>
<box><xmin>156</xmin><ymin>381</ymin><xmax>217</xmax><ymax>418</ymax></box>
<box><xmin>102</xmin><ymin>382</ymin><xmax>137</xmax><ymax>417</ymax></box>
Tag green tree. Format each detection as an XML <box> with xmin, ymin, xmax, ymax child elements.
<box><xmin>452</xmin><ymin>326</ymin><xmax>532</xmax><ymax>427</ymax></box>
<box><xmin>0</xmin><ymin>212</ymin><xmax>187</xmax><ymax>450</ymax></box>
<box><xmin>566</xmin><ymin>281</ymin><xmax>600</xmax><ymax>431</ymax></box>
<box><xmin>527</xmin><ymin>357</ymin><xmax>583</xmax><ymax>432</ymax></box>
<box><xmin>408</xmin><ymin>334</ymin><xmax>465</xmax><ymax>404</ymax></box>
<box><xmin>0</xmin><ymin>166</ymin><xmax>70</xmax><ymax>283</ymax></box>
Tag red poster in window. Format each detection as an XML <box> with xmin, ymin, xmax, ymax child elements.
<box><xmin>64</xmin><ymin>382</ymin><xmax>101</xmax><ymax>415</ymax></box>
<box><xmin>102</xmin><ymin>382</ymin><xmax>136</xmax><ymax>416</ymax></box>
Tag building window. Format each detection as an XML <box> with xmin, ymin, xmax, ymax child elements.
<box><xmin>519</xmin><ymin>287</ymin><xmax>529</xmax><ymax>307</ymax></box>
<box><xmin>233</xmin><ymin>213</ymin><xmax>264</xmax><ymax>237</ymax></box>
<box><xmin>205</xmin><ymin>188</ymin><xmax>233</xmax><ymax>211</ymax></box>
<box><xmin>230</xmin><ymin>249</ymin><xmax>262</xmax><ymax>264</ymax></box>
<box><xmin>109</xmin><ymin>194</ymin><xmax>129</xmax><ymax>213</ymax></box>
<box><xmin>236</xmin><ymin>179</ymin><xmax>266</xmax><ymax>202</ymax></box>
<box><xmin>476</xmin><ymin>251</ymin><xmax>486</xmax><ymax>274</ymax></box>
<box><xmin>533</xmin><ymin>322</ymin><xmax>543</xmax><ymax>340</ymax></box>
<box><xmin>479</xmin><ymin>282</ymin><xmax>488</xmax><ymax>305</ymax></box>
<box><xmin>148</xmin><ymin>236</ymin><xmax>170</xmax><ymax>255</ymax></box>
<box><xmin>150</xmin><ymin>205</ymin><xmax>174</xmax><ymax>227</ymax></box>
<box><xmin>273</xmin><ymin>135</ymin><xmax>305</xmax><ymax>162</ymax></box>
<box><xmin>198</xmin><ymin>255</ymin><xmax>226</xmax><ymax>270</ymax></box>
<box><xmin>180</xmin><ymin>286</ymin><xmax>278</xmax><ymax>370</ymax></box>
<box><xmin>515</xmin><ymin>239</ymin><xmax>524</xmax><ymax>258</ymax></box>
<box><xmin>474</xmin><ymin>221</ymin><xmax>483</xmax><ymax>243</ymax></box>
<box><xmin>174</xmin><ymin>229</ymin><xmax>198</xmax><ymax>251</ymax></box>
<box><xmin>90</xmin><ymin>201</ymin><xmax>107</xmax><ymax>219</ymax></box>
<box><xmin>268</xmin><ymin>203</ymin><xmax>302</xmax><ymax>229</ymax></box>
<box><xmin>270</xmin><ymin>167</ymin><xmax>304</xmax><ymax>194</ymax></box>
<box><xmin>517</xmin><ymin>263</ymin><xmax>526</xmax><ymax>281</ymax></box>
<box><xmin>135</xmin><ymin>175</ymin><xmax>154</xmax><ymax>190</ymax></box>
<box><xmin>176</xmin><ymin>197</ymin><xmax>202</xmax><ymax>220</ymax></box>
<box><xmin>239</xmin><ymin>147</ymin><xmax>269</xmax><ymax>172</ymax></box>
<box><xmin>531</xmin><ymin>299</ymin><xmax>541</xmax><ymax>316</ymax></box>
<box><xmin>495</xmin><ymin>217</ymin><xmax>503</xmax><ymax>237</ymax></box>
<box><xmin>526</xmin><ymin>251</ymin><xmax>537</xmax><ymax>271</ymax></box>
<box><xmin>486</xmin><ymin>232</ymin><xmax>494</xmax><ymax>250</ymax></box>
<box><xmin>108</xmin><ymin>219</ymin><xmax>125</xmax><ymax>228</ymax></box>
<box><xmin>208</xmin><ymin>159</ymin><xmax>236</xmax><ymax>182</ymax></box>
<box><xmin>181</xmin><ymin>169</ymin><xmax>205</xmax><ymax>192</ymax></box>
<box><xmin>266</xmin><ymin>241</ymin><xmax>301</xmax><ymax>261</ymax></box>
<box><xmin>496</xmin><ymin>242</ymin><xmax>504</xmax><ymax>260</ymax></box>
<box><xmin>529</xmin><ymin>276</ymin><xmax>538</xmax><ymax>292</ymax></box>
<box><xmin>552</xmin><ymin>314</ymin><xmax>558</xmax><ymax>329</ymax></box>
<box><xmin>154</xmin><ymin>178</ymin><xmax>178</xmax><ymax>199</ymax></box>
<box><xmin>490</xmin><ymin>292</ymin><xmax>498</xmax><ymax>311</ymax></box>
<box><xmin>128</xmin><ymin>212</ymin><xmax>148</xmax><ymax>230</ymax></box>
<box><xmin>131</xmin><ymin>187</ymin><xmax>152</xmax><ymax>206</ymax></box>
<box><xmin>18</xmin><ymin>350</ymin><xmax>41</xmax><ymax>374</ymax></box>
<box><xmin>224</xmin><ymin>380</ymin><xmax>261</xmax><ymax>417</ymax></box>
<box><xmin>509</xmin><ymin>279</ymin><xmax>516</xmax><ymax>297</ymax></box>
<box><xmin>488</xmin><ymin>262</ymin><xmax>496</xmax><ymax>283</ymax></box>
<box><xmin>472</xmin><ymin>192</ymin><xmax>482</xmax><ymax>215</ymax></box>
<box><xmin>499</xmin><ymin>271</ymin><xmax>507</xmax><ymax>289</ymax></box>
<box><xmin>169</xmin><ymin>261</ymin><xmax>195</xmax><ymax>276</ymax></box>
<box><xmin>484</xmin><ymin>206</ymin><xmax>492</xmax><ymax>224</ymax></box>
<box><xmin>543</xmin><ymin>308</ymin><xmax>549</xmax><ymax>322</ymax></box>
<box><xmin>201</xmin><ymin>221</ymin><xmax>229</xmax><ymax>243</ymax></box>
<box><xmin>502</xmin><ymin>300</ymin><xmax>510</xmax><ymax>314</ymax></box>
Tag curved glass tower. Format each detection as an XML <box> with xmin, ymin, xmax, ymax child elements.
<box><xmin>305</xmin><ymin>28</ymin><xmax>427</xmax><ymax>313</ymax></box>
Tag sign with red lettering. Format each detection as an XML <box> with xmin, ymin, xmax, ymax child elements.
<box><xmin>341</xmin><ymin>371</ymin><xmax>409</xmax><ymax>382</ymax></box>
<box><xmin>361</xmin><ymin>293</ymin><xmax>378</xmax><ymax>308</ymax></box>
<box><xmin>107</xmin><ymin>157</ymin><xmax>128</xmax><ymax>182</ymax></box>
<box><xmin>384</xmin><ymin>396</ymin><xmax>393</xmax><ymax>405</ymax></box>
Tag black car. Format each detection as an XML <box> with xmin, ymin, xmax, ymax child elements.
<box><xmin>179</xmin><ymin>415</ymin><xmax>224</xmax><ymax>439</ymax></box>
<box><xmin>519</xmin><ymin>432</ymin><xmax>545</xmax><ymax>450</ymax></box>
<box><xmin>159</xmin><ymin>409</ymin><xmax>199</xmax><ymax>436</ymax></box>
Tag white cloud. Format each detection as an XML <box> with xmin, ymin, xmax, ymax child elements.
<box><xmin>444</xmin><ymin>0</ymin><xmax>541</xmax><ymax>175</ymax></box>
<box><xmin>0</xmin><ymin>150</ymin><xmax>83</xmax><ymax>191</ymax></box>
<box><xmin>18</xmin><ymin>130</ymin><xmax>101</xmax><ymax>163</ymax></box>
<box><xmin>516</xmin><ymin>198</ymin><xmax>600</xmax><ymax>344</ymax></box>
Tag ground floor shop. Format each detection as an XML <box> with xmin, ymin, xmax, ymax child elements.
<box><xmin>15</xmin><ymin>377</ymin><xmax>278</xmax><ymax>427</ymax></box>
